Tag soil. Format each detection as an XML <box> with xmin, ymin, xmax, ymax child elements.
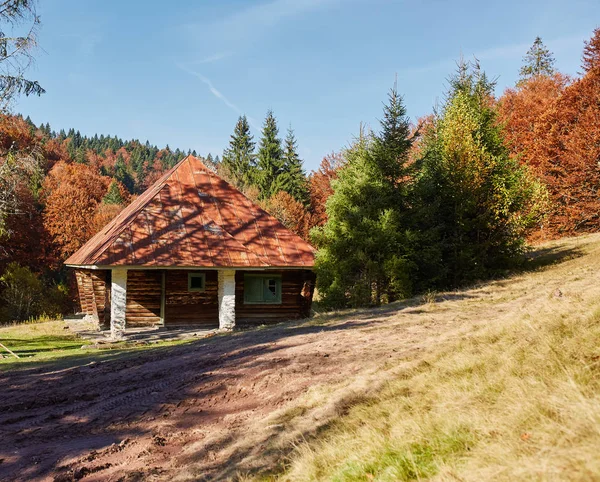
<box><xmin>0</xmin><ymin>308</ymin><xmax>430</xmax><ymax>482</ymax></box>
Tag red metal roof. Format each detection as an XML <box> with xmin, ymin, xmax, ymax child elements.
<box><xmin>64</xmin><ymin>156</ymin><xmax>315</xmax><ymax>268</ymax></box>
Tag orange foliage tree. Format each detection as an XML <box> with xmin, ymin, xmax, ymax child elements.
<box><xmin>527</xmin><ymin>29</ymin><xmax>600</xmax><ymax>237</ymax></box>
<box><xmin>264</xmin><ymin>191</ymin><xmax>313</xmax><ymax>241</ymax></box>
<box><xmin>42</xmin><ymin>162</ymin><xmax>112</xmax><ymax>257</ymax></box>
<box><xmin>498</xmin><ymin>73</ymin><xmax>569</xmax><ymax>167</ymax></box>
<box><xmin>308</xmin><ymin>152</ymin><xmax>345</xmax><ymax>228</ymax></box>
<box><xmin>497</xmin><ymin>29</ymin><xmax>600</xmax><ymax>239</ymax></box>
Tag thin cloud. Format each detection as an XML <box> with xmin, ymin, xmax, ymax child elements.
<box><xmin>187</xmin><ymin>51</ymin><xmax>233</xmax><ymax>65</ymax></box>
<box><xmin>177</xmin><ymin>63</ymin><xmax>259</xmax><ymax>129</ymax></box>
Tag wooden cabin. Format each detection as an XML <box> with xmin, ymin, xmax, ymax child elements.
<box><xmin>65</xmin><ymin>155</ymin><xmax>316</xmax><ymax>337</ymax></box>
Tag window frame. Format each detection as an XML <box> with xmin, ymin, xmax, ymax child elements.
<box><xmin>187</xmin><ymin>272</ymin><xmax>206</xmax><ymax>292</ymax></box>
<box><xmin>243</xmin><ymin>274</ymin><xmax>282</xmax><ymax>304</ymax></box>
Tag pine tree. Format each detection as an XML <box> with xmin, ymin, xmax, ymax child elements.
<box><xmin>221</xmin><ymin>115</ymin><xmax>256</xmax><ymax>188</ymax></box>
<box><xmin>415</xmin><ymin>60</ymin><xmax>547</xmax><ymax>288</ymax></box>
<box><xmin>313</xmin><ymin>86</ymin><xmax>416</xmax><ymax>308</ymax></box>
<box><xmin>103</xmin><ymin>180</ymin><xmax>124</xmax><ymax>205</ymax></box>
<box><xmin>114</xmin><ymin>156</ymin><xmax>135</xmax><ymax>193</ymax></box>
<box><xmin>256</xmin><ymin>110</ymin><xmax>284</xmax><ymax>199</ymax></box>
<box><xmin>519</xmin><ymin>37</ymin><xmax>556</xmax><ymax>82</ymax></box>
<box><xmin>277</xmin><ymin>126</ymin><xmax>309</xmax><ymax>204</ymax></box>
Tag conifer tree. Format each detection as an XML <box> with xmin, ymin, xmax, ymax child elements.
<box><xmin>415</xmin><ymin>60</ymin><xmax>547</xmax><ymax>288</ymax></box>
<box><xmin>256</xmin><ymin>110</ymin><xmax>284</xmax><ymax>199</ymax></box>
<box><xmin>313</xmin><ymin>86</ymin><xmax>416</xmax><ymax>308</ymax></box>
<box><xmin>103</xmin><ymin>180</ymin><xmax>124</xmax><ymax>205</ymax></box>
<box><xmin>519</xmin><ymin>37</ymin><xmax>556</xmax><ymax>82</ymax></box>
<box><xmin>114</xmin><ymin>156</ymin><xmax>135</xmax><ymax>193</ymax></box>
<box><xmin>221</xmin><ymin>115</ymin><xmax>256</xmax><ymax>188</ymax></box>
<box><xmin>277</xmin><ymin>126</ymin><xmax>309</xmax><ymax>204</ymax></box>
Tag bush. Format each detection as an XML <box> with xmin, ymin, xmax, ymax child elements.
<box><xmin>0</xmin><ymin>262</ymin><xmax>68</xmax><ymax>323</ymax></box>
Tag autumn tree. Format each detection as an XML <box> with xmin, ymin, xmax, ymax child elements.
<box><xmin>264</xmin><ymin>191</ymin><xmax>312</xmax><ymax>241</ymax></box>
<box><xmin>582</xmin><ymin>27</ymin><xmax>600</xmax><ymax>72</ymax></box>
<box><xmin>42</xmin><ymin>162</ymin><xmax>111</xmax><ymax>257</ymax></box>
<box><xmin>498</xmin><ymin>73</ymin><xmax>568</xmax><ymax>166</ymax></box>
<box><xmin>528</xmin><ymin>28</ymin><xmax>600</xmax><ymax>236</ymax></box>
<box><xmin>308</xmin><ymin>152</ymin><xmax>345</xmax><ymax>228</ymax></box>
<box><xmin>519</xmin><ymin>36</ymin><xmax>555</xmax><ymax>83</ymax></box>
<box><xmin>0</xmin><ymin>0</ymin><xmax>45</xmax><ymax>110</ymax></box>
<box><xmin>221</xmin><ymin>115</ymin><xmax>256</xmax><ymax>189</ymax></box>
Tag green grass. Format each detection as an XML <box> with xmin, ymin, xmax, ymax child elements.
<box><xmin>0</xmin><ymin>320</ymin><xmax>194</xmax><ymax>371</ymax></box>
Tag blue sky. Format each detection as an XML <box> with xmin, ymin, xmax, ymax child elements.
<box><xmin>14</xmin><ymin>0</ymin><xmax>600</xmax><ymax>172</ymax></box>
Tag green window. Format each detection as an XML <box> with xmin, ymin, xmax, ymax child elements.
<box><xmin>188</xmin><ymin>273</ymin><xmax>206</xmax><ymax>292</ymax></box>
<box><xmin>244</xmin><ymin>274</ymin><xmax>282</xmax><ymax>304</ymax></box>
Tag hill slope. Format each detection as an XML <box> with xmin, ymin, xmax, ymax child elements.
<box><xmin>1</xmin><ymin>234</ymin><xmax>599</xmax><ymax>481</ymax></box>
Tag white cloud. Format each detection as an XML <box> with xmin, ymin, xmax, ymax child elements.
<box><xmin>187</xmin><ymin>51</ymin><xmax>233</xmax><ymax>65</ymax></box>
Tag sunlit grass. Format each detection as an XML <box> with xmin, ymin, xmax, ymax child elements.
<box><xmin>225</xmin><ymin>234</ymin><xmax>600</xmax><ymax>481</ymax></box>
<box><xmin>0</xmin><ymin>320</ymin><xmax>194</xmax><ymax>371</ymax></box>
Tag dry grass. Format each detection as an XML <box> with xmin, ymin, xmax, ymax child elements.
<box><xmin>234</xmin><ymin>234</ymin><xmax>600</xmax><ymax>481</ymax></box>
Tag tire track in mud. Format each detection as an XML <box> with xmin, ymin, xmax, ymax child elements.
<box><xmin>1</xmin><ymin>347</ymin><xmax>241</xmax><ymax>439</ymax></box>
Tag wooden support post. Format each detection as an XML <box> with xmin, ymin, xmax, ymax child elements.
<box><xmin>110</xmin><ymin>268</ymin><xmax>128</xmax><ymax>339</ymax></box>
<box><xmin>218</xmin><ymin>270</ymin><xmax>236</xmax><ymax>330</ymax></box>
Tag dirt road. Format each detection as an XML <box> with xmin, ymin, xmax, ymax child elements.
<box><xmin>0</xmin><ymin>236</ymin><xmax>593</xmax><ymax>481</ymax></box>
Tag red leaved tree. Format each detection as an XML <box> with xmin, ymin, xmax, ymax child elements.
<box><xmin>42</xmin><ymin>162</ymin><xmax>112</xmax><ymax>257</ymax></box>
<box><xmin>527</xmin><ymin>29</ymin><xmax>600</xmax><ymax>238</ymax></box>
<box><xmin>264</xmin><ymin>191</ymin><xmax>313</xmax><ymax>241</ymax></box>
<box><xmin>308</xmin><ymin>152</ymin><xmax>346</xmax><ymax>228</ymax></box>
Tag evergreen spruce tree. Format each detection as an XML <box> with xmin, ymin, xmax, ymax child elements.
<box><xmin>519</xmin><ymin>37</ymin><xmax>556</xmax><ymax>82</ymax></box>
<box><xmin>256</xmin><ymin>110</ymin><xmax>284</xmax><ymax>199</ymax></box>
<box><xmin>103</xmin><ymin>180</ymin><xmax>125</xmax><ymax>205</ymax></box>
<box><xmin>313</xmin><ymin>86</ymin><xmax>416</xmax><ymax>308</ymax></box>
<box><xmin>221</xmin><ymin>115</ymin><xmax>256</xmax><ymax>188</ymax></box>
<box><xmin>114</xmin><ymin>156</ymin><xmax>135</xmax><ymax>193</ymax></box>
<box><xmin>415</xmin><ymin>60</ymin><xmax>547</xmax><ymax>288</ymax></box>
<box><xmin>276</xmin><ymin>126</ymin><xmax>309</xmax><ymax>204</ymax></box>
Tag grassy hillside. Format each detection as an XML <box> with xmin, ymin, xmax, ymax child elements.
<box><xmin>239</xmin><ymin>234</ymin><xmax>600</xmax><ymax>481</ymax></box>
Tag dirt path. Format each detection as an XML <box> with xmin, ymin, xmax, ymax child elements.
<box><xmin>0</xmin><ymin>236</ymin><xmax>595</xmax><ymax>482</ymax></box>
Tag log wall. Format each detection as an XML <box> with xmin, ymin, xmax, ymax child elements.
<box><xmin>235</xmin><ymin>269</ymin><xmax>315</xmax><ymax>326</ymax></box>
<box><xmin>126</xmin><ymin>270</ymin><xmax>162</xmax><ymax>327</ymax></box>
<box><xmin>74</xmin><ymin>269</ymin><xmax>110</xmax><ymax>327</ymax></box>
<box><xmin>74</xmin><ymin>268</ymin><xmax>315</xmax><ymax>329</ymax></box>
<box><xmin>164</xmin><ymin>270</ymin><xmax>218</xmax><ymax>326</ymax></box>
<box><xmin>75</xmin><ymin>270</ymin><xmax>94</xmax><ymax>316</ymax></box>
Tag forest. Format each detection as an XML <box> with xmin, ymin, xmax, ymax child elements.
<box><xmin>1</xmin><ymin>0</ymin><xmax>600</xmax><ymax>321</ymax></box>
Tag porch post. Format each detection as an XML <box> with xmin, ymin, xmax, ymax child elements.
<box><xmin>110</xmin><ymin>268</ymin><xmax>128</xmax><ymax>338</ymax></box>
<box><xmin>218</xmin><ymin>270</ymin><xmax>236</xmax><ymax>330</ymax></box>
